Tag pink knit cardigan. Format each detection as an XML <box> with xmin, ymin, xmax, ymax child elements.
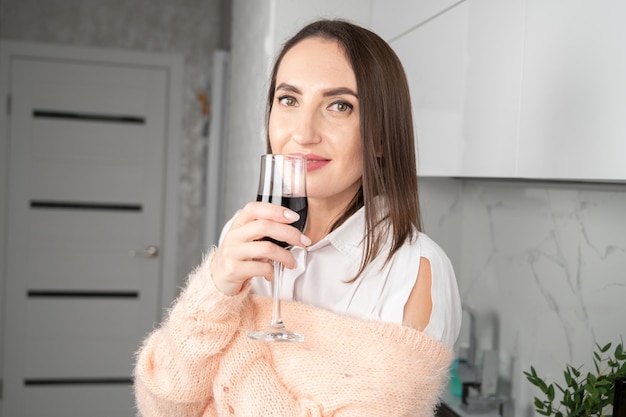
<box><xmin>134</xmin><ymin>254</ymin><xmax>453</xmax><ymax>417</ymax></box>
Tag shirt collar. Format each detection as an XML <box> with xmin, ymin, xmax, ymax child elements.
<box><xmin>306</xmin><ymin>197</ymin><xmax>389</xmax><ymax>282</ymax></box>
<box><xmin>306</xmin><ymin>205</ymin><xmax>365</xmax><ymax>253</ymax></box>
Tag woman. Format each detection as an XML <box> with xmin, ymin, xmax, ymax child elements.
<box><xmin>134</xmin><ymin>19</ymin><xmax>461</xmax><ymax>417</ymax></box>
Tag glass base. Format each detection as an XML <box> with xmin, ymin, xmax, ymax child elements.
<box><xmin>248</xmin><ymin>327</ymin><xmax>304</xmax><ymax>342</ymax></box>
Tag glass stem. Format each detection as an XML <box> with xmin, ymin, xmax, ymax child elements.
<box><xmin>270</xmin><ymin>260</ymin><xmax>285</xmax><ymax>328</ymax></box>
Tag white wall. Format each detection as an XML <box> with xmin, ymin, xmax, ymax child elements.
<box><xmin>219</xmin><ymin>0</ymin><xmax>271</xmax><ymax>227</ymax></box>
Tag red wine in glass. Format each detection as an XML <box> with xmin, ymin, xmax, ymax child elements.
<box><xmin>256</xmin><ymin>195</ymin><xmax>308</xmax><ymax>248</ymax></box>
<box><xmin>249</xmin><ymin>154</ymin><xmax>307</xmax><ymax>342</ymax></box>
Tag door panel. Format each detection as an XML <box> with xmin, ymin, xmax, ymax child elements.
<box><xmin>22</xmin><ymin>60</ymin><xmax>163</xmax><ymax>205</ymax></box>
<box><xmin>27</xmin><ymin>210</ymin><xmax>144</xmax><ymax>291</ymax></box>
<box><xmin>26</xmin><ymin>59</ymin><xmax>155</xmax><ymax>116</ymax></box>
<box><xmin>29</xmin><ymin>118</ymin><xmax>146</xmax><ymax>203</ymax></box>
<box><xmin>3</xmin><ymin>48</ymin><xmax>171</xmax><ymax>416</ymax></box>
<box><xmin>31</xmin><ymin>120</ymin><xmax>145</xmax><ymax>161</ymax></box>
<box><xmin>25</xmin><ymin>297</ymin><xmax>139</xmax><ymax>378</ymax></box>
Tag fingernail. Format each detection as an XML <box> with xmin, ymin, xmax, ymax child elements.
<box><xmin>284</xmin><ymin>209</ymin><xmax>299</xmax><ymax>221</ymax></box>
<box><xmin>300</xmin><ymin>234</ymin><xmax>312</xmax><ymax>246</ymax></box>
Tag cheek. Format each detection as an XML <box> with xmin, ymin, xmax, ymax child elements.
<box><xmin>268</xmin><ymin>111</ymin><xmax>288</xmax><ymax>152</ymax></box>
<box><xmin>348</xmin><ymin>154</ymin><xmax>364</xmax><ymax>181</ymax></box>
<box><xmin>347</xmin><ymin>138</ymin><xmax>363</xmax><ymax>168</ymax></box>
<box><xmin>339</xmin><ymin>142</ymin><xmax>364</xmax><ymax>183</ymax></box>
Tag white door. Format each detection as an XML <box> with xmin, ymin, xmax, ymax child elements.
<box><xmin>1</xmin><ymin>43</ymin><xmax>181</xmax><ymax>417</ymax></box>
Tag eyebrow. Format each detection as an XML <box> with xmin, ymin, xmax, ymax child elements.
<box><xmin>275</xmin><ymin>83</ymin><xmax>358</xmax><ymax>98</ymax></box>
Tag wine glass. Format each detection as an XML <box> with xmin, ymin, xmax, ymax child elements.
<box><xmin>248</xmin><ymin>154</ymin><xmax>308</xmax><ymax>342</ymax></box>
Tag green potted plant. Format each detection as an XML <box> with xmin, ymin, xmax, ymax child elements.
<box><xmin>524</xmin><ymin>341</ymin><xmax>626</xmax><ymax>416</ymax></box>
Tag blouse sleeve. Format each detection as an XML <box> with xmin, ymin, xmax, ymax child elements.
<box><xmin>419</xmin><ymin>233</ymin><xmax>463</xmax><ymax>348</ymax></box>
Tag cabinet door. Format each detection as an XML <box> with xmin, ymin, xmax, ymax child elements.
<box><xmin>372</xmin><ymin>0</ymin><xmax>469</xmax><ymax>176</ymax></box>
<box><xmin>517</xmin><ymin>0</ymin><xmax>626</xmax><ymax>181</ymax></box>
<box><xmin>461</xmin><ymin>0</ymin><xmax>526</xmax><ymax>177</ymax></box>
<box><xmin>372</xmin><ymin>0</ymin><xmax>525</xmax><ymax>178</ymax></box>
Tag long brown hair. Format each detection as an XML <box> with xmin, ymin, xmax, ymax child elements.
<box><xmin>266</xmin><ymin>19</ymin><xmax>422</xmax><ymax>276</ymax></box>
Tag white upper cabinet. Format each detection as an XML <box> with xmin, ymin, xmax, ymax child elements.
<box><xmin>517</xmin><ymin>0</ymin><xmax>626</xmax><ymax>181</ymax></box>
<box><xmin>373</xmin><ymin>0</ymin><xmax>626</xmax><ymax>181</ymax></box>
<box><xmin>372</xmin><ymin>0</ymin><xmax>526</xmax><ymax>177</ymax></box>
<box><xmin>461</xmin><ymin>1</ymin><xmax>526</xmax><ymax>177</ymax></box>
<box><xmin>372</xmin><ymin>1</ymin><xmax>471</xmax><ymax>176</ymax></box>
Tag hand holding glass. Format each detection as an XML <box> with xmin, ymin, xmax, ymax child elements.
<box><xmin>248</xmin><ymin>154</ymin><xmax>308</xmax><ymax>342</ymax></box>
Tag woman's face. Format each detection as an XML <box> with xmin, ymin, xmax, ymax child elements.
<box><xmin>269</xmin><ymin>37</ymin><xmax>362</xmax><ymax>206</ymax></box>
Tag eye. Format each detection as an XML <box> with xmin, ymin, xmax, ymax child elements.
<box><xmin>278</xmin><ymin>95</ymin><xmax>297</xmax><ymax>107</ymax></box>
<box><xmin>329</xmin><ymin>100</ymin><xmax>354</xmax><ymax>113</ymax></box>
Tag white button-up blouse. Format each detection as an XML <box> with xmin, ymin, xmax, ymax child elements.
<box><xmin>222</xmin><ymin>204</ymin><xmax>462</xmax><ymax>348</ymax></box>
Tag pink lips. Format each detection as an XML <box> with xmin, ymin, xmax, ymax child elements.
<box><xmin>292</xmin><ymin>153</ymin><xmax>330</xmax><ymax>171</ymax></box>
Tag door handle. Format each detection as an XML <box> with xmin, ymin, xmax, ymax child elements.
<box><xmin>129</xmin><ymin>245</ymin><xmax>159</xmax><ymax>258</ymax></box>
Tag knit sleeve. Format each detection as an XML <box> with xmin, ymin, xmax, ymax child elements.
<box><xmin>133</xmin><ymin>251</ymin><xmax>249</xmax><ymax>417</ymax></box>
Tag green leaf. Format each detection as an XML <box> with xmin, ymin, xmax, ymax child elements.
<box><xmin>574</xmin><ymin>391</ymin><xmax>583</xmax><ymax>404</ymax></box>
<box><xmin>594</xmin><ymin>358</ymin><xmax>601</xmax><ymax>373</ymax></box>
<box><xmin>564</xmin><ymin>370</ymin><xmax>572</xmax><ymax>385</ymax></box>
<box><xmin>563</xmin><ymin>390</ymin><xmax>570</xmax><ymax>404</ymax></box>
<box><xmin>548</xmin><ymin>384</ymin><xmax>555</xmax><ymax>402</ymax></box>
<box><xmin>587</xmin><ymin>373</ymin><xmax>597</xmax><ymax>385</ymax></box>
<box><xmin>571</xmin><ymin>403</ymin><xmax>587</xmax><ymax>417</ymax></box>
<box><xmin>534</xmin><ymin>398</ymin><xmax>545</xmax><ymax>409</ymax></box>
<box><xmin>600</xmin><ymin>342</ymin><xmax>612</xmax><ymax>353</ymax></box>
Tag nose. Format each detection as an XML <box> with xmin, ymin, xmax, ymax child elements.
<box><xmin>290</xmin><ymin>108</ymin><xmax>321</xmax><ymax>145</ymax></box>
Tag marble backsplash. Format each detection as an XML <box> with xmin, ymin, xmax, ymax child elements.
<box><xmin>420</xmin><ymin>177</ymin><xmax>626</xmax><ymax>416</ymax></box>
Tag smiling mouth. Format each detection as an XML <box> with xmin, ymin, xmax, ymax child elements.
<box><xmin>289</xmin><ymin>153</ymin><xmax>329</xmax><ymax>167</ymax></box>
<box><xmin>303</xmin><ymin>157</ymin><xmax>330</xmax><ymax>171</ymax></box>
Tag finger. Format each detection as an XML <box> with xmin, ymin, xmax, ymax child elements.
<box><xmin>229</xmin><ymin>240</ymin><xmax>298</xmax><ymax>269</ymax></box>
<box><xmin>230</xmin><ymin>259</ymin><xmax>276</xmax><ymax>282</ymax></box>
<box><xmin>243</xmin><ymin>220</ymin><xmax>310</xmax><ymax>249</ymax></box>
<box><xmin>221</xmin><ymin>221</ymin><xmax>308</xmax><ymax>255</ymax></box>
<box><xmin>211</xmin><ymin>254</ymin><xmax>275</xmax><ymax>295</ymax></box>
<box><xmin>234</xmin><ymin>201</ymin><xmax>301</xmax><ymax>227</ymax></box>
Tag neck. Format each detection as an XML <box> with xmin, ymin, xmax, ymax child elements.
<box><xmin>305</xmin><ymin>195</ymin><xmax>358</xmax><ymax>245</ymax></box>
<box><xmin>304</xmin><ymin>200</ymin><xmax>335</xmax><ymax>245</ymax></box>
